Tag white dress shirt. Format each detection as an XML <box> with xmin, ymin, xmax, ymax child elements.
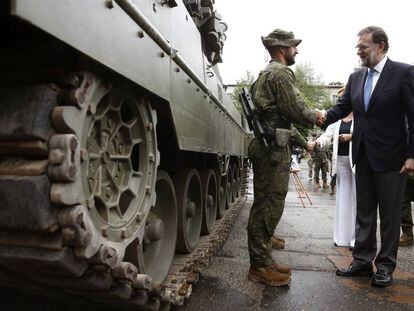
<box><xmin>367</xmin><ymin>55</ymin><xmax>388</xmax><ymax>94</ymax></box>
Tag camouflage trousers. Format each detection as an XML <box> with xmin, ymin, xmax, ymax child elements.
<box><xmin>247</xmin><ymin>138</ymin><xmax>290</xmax><ymax>268</ymax></box>
<box><xmin>308</xmin><ymin>158</ymin><xmax>314</xmax><ymax>177</ymax></box>
<box><xmin>401</xmin><ymin>174</ymin><xmax>414</xmax><ymax>228</ymax></box>
<box><xmin>313</xmin><ymin>159</ymin><xmax>328</xmax><ymax>182</ymax></box>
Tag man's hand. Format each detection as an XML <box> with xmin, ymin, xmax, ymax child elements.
<box><xmin>400</xmin><ymin>158</ymin><xmax>414</xmax><ymax>173</ymax></box>
<box><xmin>315</xmin><ymin>109</ymin><xmax>326</xmax><ymax>127</ymax></box>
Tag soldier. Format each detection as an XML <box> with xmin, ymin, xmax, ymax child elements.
<box><xmin>307</xmin><ymin>132</ymin><xmax>317</xmax><ymax>178</ymax></box>
<box><xmin>399</xmin><ymin>173</ymin><xmax>414</xmax><ymax>246</ymax></box>
<box><xmin>247</xmin><ymin>28</ymin><xmax>324</xmax><ymax>287</ymax></box>
<box><xmin>272</xmin><ymin>125</ymin><xmax>308</xmax><ymax>250</ymax></box>
<box><xmin>308</xmin><ymin>153</ymin><xmax>314</xmax><ymax>178</ymax></box>
<box><xmin>313</xmin><ymin>141</ymin><xmax>329</xmax><ymax>189</ymax></box>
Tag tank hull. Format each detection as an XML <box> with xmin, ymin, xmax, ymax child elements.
<box><xmin>0</xmin><ymin>0</ymin><xmax>248</xmax><ymax>309</ymax></box>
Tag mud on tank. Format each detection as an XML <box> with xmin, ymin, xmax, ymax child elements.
<box><xmin>0</xmin><ymin>0</ymin><xmax>249</xmax><ymax>309</ymax></box>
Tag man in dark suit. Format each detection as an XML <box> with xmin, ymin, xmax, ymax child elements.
<box><xmin>323</xmin><ymin>26</ymin><xmax>414</xmax><ymax>287</ymax></box>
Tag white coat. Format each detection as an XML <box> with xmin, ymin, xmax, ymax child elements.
<box><xmin>317</xmin><ymin>119</ymin><xmax>356</xmax><ymax>247</ymax></box>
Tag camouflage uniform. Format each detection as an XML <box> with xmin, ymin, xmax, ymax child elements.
<box><xmin>248</xmin><ymin>59</ymin><xmax>317</xmax><ymax>268</ymax></box>
<box><xmin>308</xmin><ymin>155</ymin><xmax>314</xmax><ymax>178</ymax></box>
<box><xmin>307</xmin><ymin>132</ymin><xmax>318</xmax><ymax>178</ymax></box>
<box><xmin>312</xmin><ymin>144</ymin><xmax>329</xmax><ymax>185</ymax></box>
<box><xmin>290</xmin><ymin>125</ymin><xmax>307</xmax><ymax>148</ymax></box>
<box><xmin>400</xmin><ymin>172</ymin><xmax>414</xmax><ymax>239</ymax></box>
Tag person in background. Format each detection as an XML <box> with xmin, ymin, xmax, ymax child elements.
<box><xmin>399</xmin><ymin>173</ymin><xmax>414</xmax><ymax>246</ymax></box>
<box><xmin>312</xmin><ymin>137</ymin><xmax>329</xmax><ymax>189</ymax></box>
<box><xmin>292</xmin><ymin>147</ymin><xmax>302</xmax><ymax>164</ymax></box>
<box><xmin>307</xmin><ymin>132</ymin><xmax>317</xmax><ymax>179</ymax></box>
<box><xmin>313</xmin><ymin>102</ymin><xmax>356</xmax><ymax>250</ymax></box>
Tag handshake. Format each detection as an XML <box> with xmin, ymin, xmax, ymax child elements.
<box><xmin>306</xmin><ymin>109</ymin><xmax>326</xmax><ymax>151</ymax></box>
<box><xmin>315</xmin><ymin>109</ymin><xmax>327</xmax><ymax>127</ymax></box>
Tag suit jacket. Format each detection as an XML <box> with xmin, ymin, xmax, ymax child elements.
<box><xmin>326</xmin><ymin>58</ymin><xmax>414</xmax><ymax>172</ymax></box>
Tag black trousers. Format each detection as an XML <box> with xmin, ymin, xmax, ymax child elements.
<box><xmin>353</xmin><ymin>144</ymin><xmax>405</xmax><ymax>273</ymax></box>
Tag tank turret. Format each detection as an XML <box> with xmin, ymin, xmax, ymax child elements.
<box><xmin>184</xmin><ymin>0</ymin><xmax>228</xmax><ymax>64</ymax></box>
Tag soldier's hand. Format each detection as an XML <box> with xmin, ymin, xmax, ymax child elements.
<box><xmin>307</xmin><ymin>141</ymin><xmax>317</xmax><ymax>152</ymax></box>
<box><xmin>315</xmin><ymin>109</ymin><xmax>326</xmax><ymax>127</ymax></box>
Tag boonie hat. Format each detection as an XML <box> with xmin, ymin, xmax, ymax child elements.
<box><xmin>261</xmin><ymin>29</ymin><xmax>302</xmax><ymax>48</ymax></box>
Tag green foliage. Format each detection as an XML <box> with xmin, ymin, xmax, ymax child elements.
<box><xmin>230</xmin><ymin>65</ymin><xmax>342</xmax><ymax>138</ymax></box>
<box><xmin>294</xmin><ymin>63</ymin><xmax>339</xmax><ymax>138</ymax></box>
<box><xmin>294</xmin><ymin>62</ymin><xmax>332</xmax><ymax>110</ymax></box>
<box><xmin>230</xmin><ymin>71</ymin><xmax>255</xmax><ymax>112</ymax></box>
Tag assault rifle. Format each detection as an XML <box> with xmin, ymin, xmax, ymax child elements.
<box><xmin>239</xmin><ymin>87</ymin><xmax>270</xmax><ymax>147</ymax></box>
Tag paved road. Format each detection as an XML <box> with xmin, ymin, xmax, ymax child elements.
<box><xmin>1</xmin><ymin>162</ymin><xmax>413</xmax><ymax>310</ymax></box>
<box><xmin>177</xmin><ymin>161</ymin><xmax>414</xmax><ymax>311</ymax></box>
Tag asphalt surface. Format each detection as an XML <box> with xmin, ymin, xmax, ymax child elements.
<box><xmin>1</xmin><ymin>161</ymin><xmax>413</xmax><ymax>311</ymax></box>
<box><xmin>177</xmin><ymin>161</ymin><xmax>414</xmax><ymax>311</ymax></box>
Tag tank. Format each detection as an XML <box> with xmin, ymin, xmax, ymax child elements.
<box><xmin>0</xmin><ymin>0</ymin><xmax>248</xmax><ymax>309</ymax></box>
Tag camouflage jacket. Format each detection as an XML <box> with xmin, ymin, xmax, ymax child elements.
<box><xmin>290</xmin><ymin>125</ymin><xmax>307</xmax><ymax>149</ymax></box>
<box><xmin>312</xmin><ymin>145</ymin><xmax>328</xmax><ymax>163</ymax></box>
<box><xmin>251</xmin><ymin>59</ymin><xmax>317</xmax><ymax>132</ymax></box>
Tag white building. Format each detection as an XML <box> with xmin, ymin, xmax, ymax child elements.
<box><xmin>323</xmin><ymin>83</ymin><xmax>345</xmax><ymax>103</ymax></box>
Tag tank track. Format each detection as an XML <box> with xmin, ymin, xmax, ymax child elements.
<box><xmin>0</xmin><ymin>74</ymin><xmax>249</xmax><ymax>310</ymax></box>
<box><xmin>0</xmin><ymin>196</ymin><xmax>247</xmax><ymax>310</ymax></box>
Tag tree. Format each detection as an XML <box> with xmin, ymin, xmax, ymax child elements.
<box><xmin>230</xmin><ymin>65</ymin><xmax>337</xmax><ymax>137</ymax></box>
<box><xmin>294</xmin><ymin>62</ymin><xmax>332</xmax><ymax>110</ymax></box>
<box><xmin>229</xmin><ymin>71</ymin><xmax>255</xmax><ymax>112</ymax></box>
<box><xmin>293</xmin><ymin>63</ymin><xmax>334</xmax><ymax>137</ymax></box>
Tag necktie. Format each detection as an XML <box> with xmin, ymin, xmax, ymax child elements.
<box><xmin>363</xmin><ymin>69</ymin><xmax>374</xmax><ymax>111</ymax></box>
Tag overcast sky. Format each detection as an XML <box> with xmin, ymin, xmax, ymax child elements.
<box><xmin>215</xmin><ymin>0</ymin><xmax>414</xmax><ymax>85</ymax></box>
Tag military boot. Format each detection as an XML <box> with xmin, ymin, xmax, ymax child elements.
<box><xmin>399</xmin><ymin>227</ymin><xmax>414</xmax><ymax>246</ymax></box>
<box><xmin>271</xmin><ymin>236</ymin><xmax>285</xmax><ymax>249</ymax></box>
<box><xmin>314</xmin><ymin>180</ymin><xmax>321</xmax><ymax>188</ymax></box>
<box><xmin>271</xmin><ymin>262</ymin><xmax>292</xmax><ymax>276</ymax></box>
<box><xmin>248</xmin><ymin>266</ymin><xmax>291</xmax><ymax>287</ymax></box>
<box><xmin>323</xmin><ymin>181</ymin><xmax>329</xmax><ymax>189</ymax></box>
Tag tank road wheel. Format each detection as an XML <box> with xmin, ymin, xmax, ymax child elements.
<box><xmin>235</xmin><ymin>162</ymin><xmax>242</xmax><ymax>198</ymax></box>
<box><xmin>200</xmin><ymin>170</ymin><xmax>218</xmax><ymax>235</ymax></box>
<box><xmin>175</xmin><ymin>169</ymin><xmax>203</xmax><ymax>253</ymax></box>
<box><xmin>232</xmin><ymin>163</ymin><xmax>240</xmax><ymax>200</ymax></box>
<box><xmin>53</xmin><ymin>73</ymin><xmax>158</xmax><ymax>260</ymax></box>
<box><xmin>225</xmin><ymin>166</ymin><xmax>232</xmax><ymax>208</ymax></box>
<box><xmin>83</xmin><ymin>89</ymin><xmax>158</xmax><ymax>253</ymax></box>
<box><xmin>136</xmin><ymin>170</ymin><xmax>177</xmax><ymax>282</ymax></box>
<box><xmin>216</xmin><ymin>169</ymin><xmax>227</xmax><ymax>219</ymax></box>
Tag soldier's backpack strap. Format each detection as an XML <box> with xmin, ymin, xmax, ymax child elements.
<box><xmin>249</xmin><ymin>75</ymin><xmax>260</xmax><ymax>105</ymax></box>
<box><xmin>249</xmin><ymin>69</ymin><xmax>271</xmax><ymax>109</ymax></box>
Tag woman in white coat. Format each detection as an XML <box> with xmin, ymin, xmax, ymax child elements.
<box><xmin>317</xmin><ymin>112</ymin><xmax>356</xmax><ymax>249</ymax></box>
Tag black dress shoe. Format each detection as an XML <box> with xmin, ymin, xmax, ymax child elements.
<box><xmin>335</xmin><ymin>262</ymin><xmax>374</xmax><ymax>277</ymax></box>
<box><xmin>371</xmin><ymin>271</ymin><xmax>393</xmax><ymax>287</ymax></box>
